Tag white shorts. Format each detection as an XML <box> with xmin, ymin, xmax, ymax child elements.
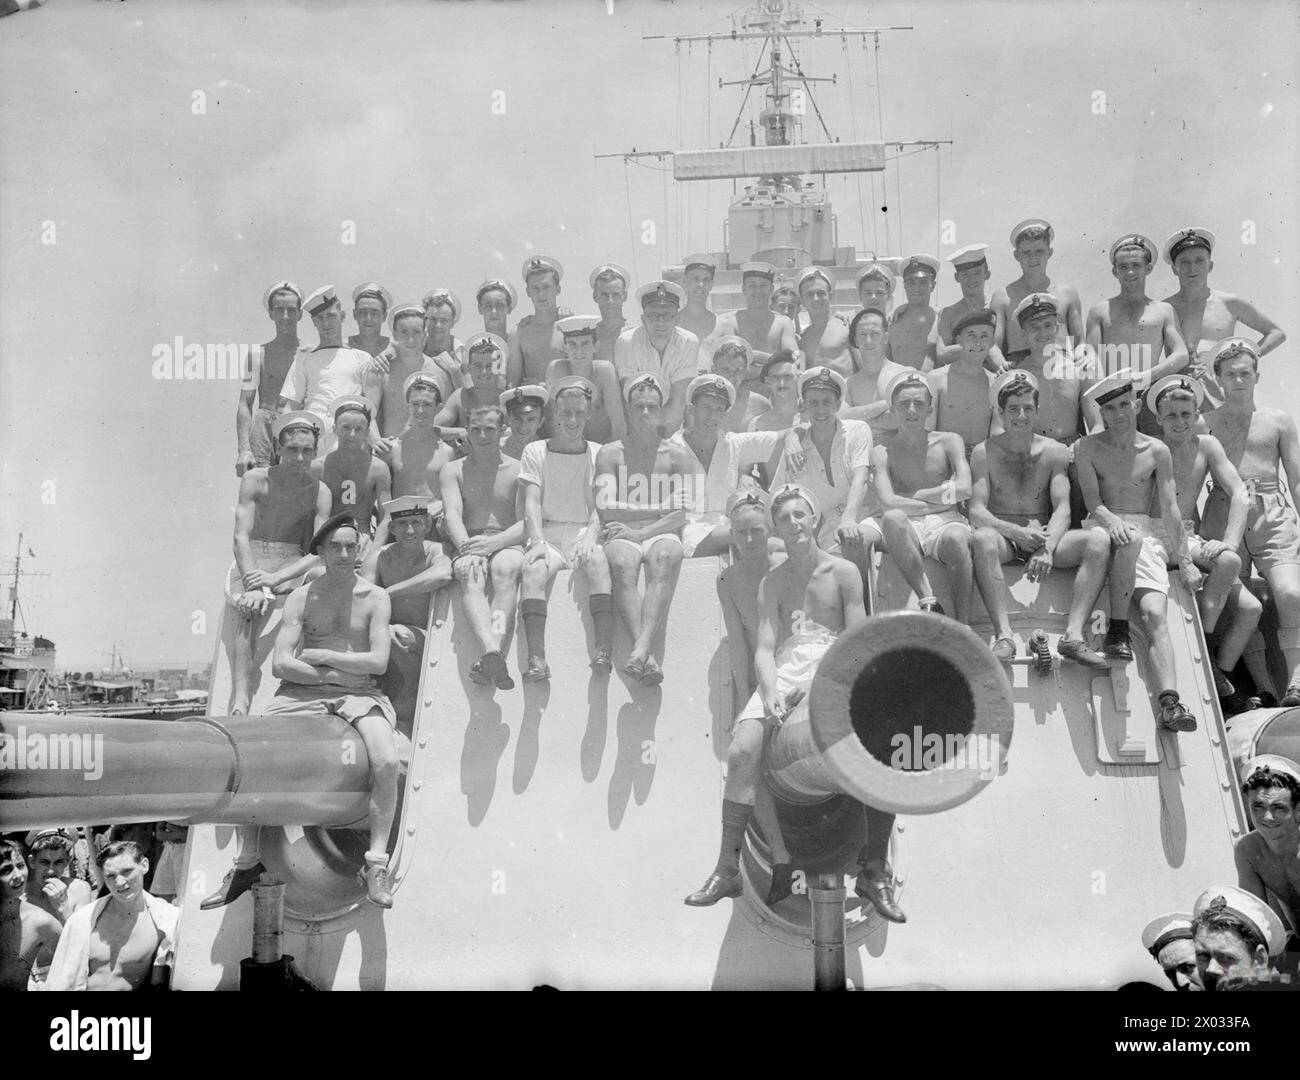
<box><xmin>1085</xmin><ymin>514</ymin><xmax>1168</xmax><ymax>595</ymax></box>
<box><xmin>604</xmin><ymin>533</ymin><xmax>684</xmax><ymax>561</ymax></box>
<box><xmin>682</xmin><ymin>511</ymin><xmax>726</xmax><ymax>557</ymax></box>
<box><xmin>865</xmin><ymin>508</ymin><xmax>970</xmax><ymax>559</ymax></box>
<box><xmin>737</xmin><ymin>626</ymin><xmax>837</xmax><ymax>723</ymax></box>
<box><xmin>225</xmin><ymin>540</ymin><xmax>306</xmax><ymax>610</ymax></box>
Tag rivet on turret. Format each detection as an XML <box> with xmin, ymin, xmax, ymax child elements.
<box><xmin>412</xmin><ymin>781</ymin><xmax>423</xmax><ymax>791</ymax></box>
<box><xmin>407</xmin><ymin>826</ymin><xmax>416</xmax><ymax>835</ymax></box>
<box><xmin>418</xmin><ymin>738</ymin><xmax>428</xmax><ymax>748</ymax></box>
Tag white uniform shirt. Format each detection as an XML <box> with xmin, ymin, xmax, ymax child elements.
<box><xmin>614</xmin><ymin>325</ymin><xmax>703</xmax><ymax>386</ymax></box>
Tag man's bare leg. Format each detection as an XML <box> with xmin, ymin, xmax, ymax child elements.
<box><xmin>1266</xmin><ymin>564</ymin><xmax>1300</xmax><ymax>703</ymax></box>
<box><xmin>1210</xmin><ymin>583</ymin><xmax>1262</xmax><ymax>710</ymax></box>
<box><xmin>633</xmin><ymin>541</ymin><xmax>683</xmax><ymax>683</ymax></box>
<box><xmin>605</xmin><ymin>543</ymin><xmax>646</xmax><ymax>675</ymax></box>
<box><xmin>455</xmin><ymin>558</ymin><xmax>500</xmax><ymax>654</ymax></box>
<box><xmin>487</xmin><ymin>548</ymin><xmax>524</xmax><ymax>661</ymax></box>
<box><xmin>971</xmin><ymin>528</ymin><xmax>1015</xmax><ymax>646</ymax></box>
<box><xmin>1135</xmin><ymin>588</ymin><xmax>1196</xmax><ymax>732</ymax></box>
<box><xmin>354</xmin><ymin>712</ymin><xmax>399</xmax><ymax>908</ymax></box>
<box><xmin>1051</xmin><ymin>530</ymin><xmax>1111</xmax><ymax>667</ymax></box>
<box><xmin>934</xmin><ymin>529</ymin><xmax>974</xmax><ymax>625</ymax></box>
<box><xmin>231</xmin><ymin>608</ymin><xmax>271</xmax><ymax>715</ymax></box>
<box><xmin>1199</xmin><ymin>549</ymin><xmax>1243</xmax><ymax>634</ymax></box>
<box><xmin>881</xmin><ymin>510</ymin><xmax>939</xmax><ymax>610</ymax></box>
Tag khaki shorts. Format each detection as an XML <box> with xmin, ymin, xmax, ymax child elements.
<box><xmin>1202</xmin><ymin>486</ymin><xmax>1300</xmax><ymax>574</ymax></box>
<box><xmin>265</xmin><ymin>682</ymin><xmax>397</xmax><ymax>729</ymax></box>
<box><xmin>865</xmin><ymin>508</ymin><xmax>970</xmax><ymax>559</ymax></box>
<box><xmin>1085</xmin><ymin>513</ymin><xmax>1167</xmax><ymax>595</ymax></box>
<box><xmin>225</xmin><ymin>540</ymin><xmax>305</xmax><ymax>611</ymax></box>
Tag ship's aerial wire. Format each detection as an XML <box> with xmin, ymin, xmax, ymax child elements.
<box><xmin>624</xmin><ymin>161</ymin><xmax>639</xmax><ymax>283</ymax></box>
<box><xmin>705</xmin><ymin>39</ymin><xmax>712</xmax><ymax>243</ymax></box>
<box><xmin>784</xmin><ymin>36</ymin><xmax>833</xmax><ymax>143</ymax></box>
<box><xmin>724</xmin><ymin>38</ymin><xmax>768</xmax><ymax>148</ymax></box>
<box><xmin>872</xmin><ymin>32</ymin><xmax>903</xmax><ymax>253</ymax></box>
<box><xmin>841</xmin><ymin>33</ymin><xmax>868</xmax><ymax>255</ymax></box>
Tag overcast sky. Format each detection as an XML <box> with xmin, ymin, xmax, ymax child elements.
<box><xmin>2</xmin><ymin>0</ymin><xmax>1297</xmax><ymax>667</ymax></box>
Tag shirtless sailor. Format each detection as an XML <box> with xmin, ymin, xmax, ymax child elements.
<box><xmin>1161</xmin><ymin>227</ymin><xmax>1286</xmax><ymax>409</ymax></box>
<box><xmin>676</xmin><ymin>252</ymin><xmax>720</xmax><ymax>347</ymax></box>
<box><xmin>546</xmin><ymin>314</ymin><xmax>625</xmax><ymax>444</ymax></box>
<box><xmin>347</xmin><ymin>281</ymin><xmax>392</xmax><ymax>358</ymax></box>
<box><xmin>518</xmin><ymin>376</ymin><xmax>613</xmax><ymax>679</ymax></box>
<box><xmin>1010</xmin><ymin>292</ymin><xmax>1085</xmax><ymax>444</ymax></box>
<box><xmin>968</xmin><ymin>370</ymin><xmax>1112</xmax><ymax>666</ymax></box>
<box><xmin>441</xmin><ymin>404</ymin><xmax>527</xmax><ymax>691</ymax></box>
<box><xmin>500</xmin><ymin>384</ymin><xmax>547</xmax><ymax>461</ymax></box>
<box><xmin>508</xmin><ymin>255</ymin><xmax>567</xmax><ymax>387</ymax></box>
<box><xmin>1203</xmin><ymin>338</ymin><xmax>1300</xmax><ymax>705</ymax></box>
<box><xmin>476</xmin><ymin>277</ymin><xmax>517</xmax><ymax>340</ymax></box>
<box><xmin>46</xmin><ymin>840</ymin><xmax>179</xmax><ymax>990</ymax></box>
<box><xmin>1233</xmin><ymin>755</ymin><xmax>1300</xmax><ymax>940</ymax></box>
<box><xmin>594</xmin><ymin>373</ymin><xmax>694</xmax><ymax>685</ymax></box>
<box><xmin>930</xmin><ymin>309</ymin><xmax>996</xmax><ymax>460</ymax></box>
<box><xmin>991</xmin><ymin>219</ymin><xmax>1083</xmax><ymax>365</ymax></box>
<box><xmin>771</xmin><ymin>282</ymin><xmax>801</xmax><ymax>330</ymax></box>
<box><xmin>375</xmin><ymin>303</ymin><xmax>453</xmax><ymax>438</ymax></box>
<box><xmin>205</xmin><ymin>514</ymin><xmax>401</xmax><ymax>910</ymax></box>
<box><xmin>867</xmin><ymin>370</ymin><xmax>974</xmax><ymax>622</ymax></box>
<box><xmin>228</xmin><ymin>411</ymin><xmax>331</xmax><ymax>716</ymax></box>
<box><xmin>0</xmin><ymin>839</ymin><xmax>62</xmax><ymax>992</ymax></box>
<box><xmin>438</xmin><ymin>332</ymin><xmax>512</xmax><ymax>430</ymax></box>
<box><xmin>312</xmin><ymin>395</ymin><xmax>393</xmax><ymax>544</ymax></box>
<box><xmin>707</xmin><ymin>336</ymin><xmax>771</xmax><ymax>433</ymax></box>
<box><xmin>14</xmin><ymin>827</ymin><xmax>88</xmax><ymax>988</ymax></box>
<box><xmin>278</xmin><ymin>285</ymin><xmax>384</xmax><ymax>457</ymax></box>
<box><xmin>1083</xmin><ymin>234</ymin><xmax>1189</xmax><ymax>436</ymax></box>
<box><xmin>236</xmin><ymin>279</ymin><xmax>305</xmax><ymax>476</ymax></box>
<box><xmin>420</xmin><ymin>287</ymin><xmax>467</xmax><ymax>393</ymax></box>
<box><xmin>714</xmin><ymin>262</ymin><xmax>800</xmax><ymax>371</ymax></box>
<box><xmin>1149</xmin><ymin>373</ymin><xmax>1261</xmax><ymax>713</ymax></box>
<box><xmin>936</xmin><ymin>245</ymin><xmax>1009</xmax><ymax>373</ymax></box>
<box><xmin>796</xmin><ymin>266</ymin><xmax>853</xmax><ymax>375</ymax></box>
<box><xmin>888</xmin><ymin>254</ymin><xmax>941</xmax><ymax>371</ymax></box>
<box><xmin>840</xmin><ymin>308</ymin><xmax>906</xmax><ymax>436</ymax></box>
<box><xmin>388</xmin><ymin>371</ymin><xmax>456</xmax><ymax>503</ymax></box>
<box><xmin>856</xmin><ymin>261</ymin><xmax>897</xmax><ymax>320</ymax></box>
<box><xmin>1075</xmin><ymin>370</ymin><xmax>1200</xmax><ymax>732</ymax></box>
<box><xmin>590</xmin><ymin>262</ymin><xmax>631</xmax><ymax>364</ymax></box>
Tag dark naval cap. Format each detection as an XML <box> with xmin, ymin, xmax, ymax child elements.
<box><xmin>952</xmin><ymin>308</ymin><xmax>997</xmax><ymax>337</ymax></box>
<box><xmin>309</xmin><ymin>512</ymin><xmax>362</xmax><ymax>555</ymax></box>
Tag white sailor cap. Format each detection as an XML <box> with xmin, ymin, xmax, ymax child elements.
<box><xmin>351</xmin><ymin>282</ymin><xmax>392</xmax><ymax>311</ymax></box>
<box><xmin>522</xmin><ymin>254</ymin><xmax>564</xmax><ymax>282</ymax></box>
<box><xmin>463</xmin><ymin>331</ymin><xmax>509</xmax><ymax>362</ymax></box>
<box><xmin>682</xmin><ymin>252</ymin><xmax>718</xmax><ymax>274</ymax></box>
<box><xmin>304</xmin><ymin>285</ymin><xmax>342</xmax><ymax>317</ymax></box>
<box><xmin>272</xmin><ymin>410</ymin><xmax>324</xmax><ymax>440</ymax></box>
<box><xmin>1013</xmin><ymin>292</ymin><xmax>1059</xmax><ymax>325</ymax></box>
<box><xmin>947</xmin><ymin>244</ymin><xmax>990</xmax><ymax>271</ymax></box>
<box><xmin>768</xmin><ymin>482</ymin><xmax>821</xmax><ymax>525</ymax></box>
<box><xmin>589</xmin><ymin>262</ymin><xmax>631</xmax><ymax>290</ymax></box>
<box><xmin>637</xmin><ymin>280</ymin><xmax>685</xmax><ymax>308</ymax></box>
<box><xmin>725</xmin><ymin>486</ymin><xmax>770</xmax><ymax>517</ymax></box>
<box><xmin>1164</xmin><ymin>226</ymin><xmax>1216</xmax><ymax>265</ymax></box>
<box><xmin>1207</xmin><ymin>336</ymin><xmax>1259</xmax><ymax>373</ymax></box>
<box><xmin>1239</xmin><ymin>753</ymin><xmax>1300</xmax><ymax>789</ymax></box>
<box><xmin>952</xmin><ymin>307</ymin><xmax>997</xmax><ymax>337</ymax></box>
<box><xmin>989</xmin><ymin>368</ymin><xmax>1040</xmax><ymax>410</ymax></box>
<box><xmin>1083</xmin><ymin>368</ymin><xmax>1138</xmax><ymax>409</ymax></box>
<box><xmin>388</xmin><ymin>302</ymin><xmax>426</xmax><ymax>330</ymax></box>
<box><xmin>899</xmin><ymin>254</ymin><xmax>940</xmax><ymax>279</ymax></box>
<box><xmin>1192</xmin><ymin>885</ymin><xmax>1288</xmax><ymax>957</ymax></box>
<box><xmin>739</xmin><ymin>261</ymin><xmax>777</xmax><ymax>282</ymax></box>
<box><xmin>382</xmin><ymin>494</ymin><xmax>433</xmax><ymax>518</ymax></box>
<box><xmin>886</xmin><ymin>368</ymin><xmax>934</xmax><ymax>403</ymax></box>
<box><xmin>331</xmin><ymin>394</ymin><xmax>373</xmax><ymax>422</ymax></box>
<box><xmin>402</xmin><ymin>370</ymin><xmax>445</xmax><ymax>400</ymax></box>
<box><xmin>500</xmin><ymin>384</ymin><xmax>549</xmax><ymax>411</ymax></box>
<box><xmin>1108</xmin><ymin>233</ymin><xmax>1157</xmax><ymax>265</ymax></box>
<box><xmin>263</xmin><ymin>280</ymin><xmax>303</xmax><ymax>311</ymax></box>
<box><xmin>552</xmin><ymin>375</ymin><xmax>596</xmax><ymax>400</ymax></box>
<box><xmin>421</xmin><ymin>287</ymin><xmax>461</xmax><ymax>324</ymax></box>
<box><xmin>798</xmin><ymin>365</ymin><xmax>848</xmax><ymax>401</ymax></box>
<box><xmin>856</xmin><ymin>261</ymin><xmax>897</xmax><ymax>289</ymax></box>
<box><xmin>476</xmin><ymin>278</ymin><xmax>518</xmax><ymax>312</ymax></box>
<box><xmin>1141</xmin><ymin>912</ymin><xmax>1195</xmax><ymax>956</ymax></box>
<box><xmin>23</xmin><ymin>826</ymin><xmax>77</xmax><ymax>851</ymax></box>
<box><xmin>687</xmin><ymin>373</ymin><xmax>737</xmax><ymax>408</ymax></box>
<box><xmin>1009</xmin><ymin>218</ymin><xmax>1054</xmax><ymax>247</ymax></box>
<box><xmin>796</xmin><ymin>266</ymin><xmax>835</xmax><ymax>293</ymax></box>
<box><xmin>623</xmin><ymin>371</ymin><xmax>666</xmax><ymax>403</ymax></box>
<box><xmin>556</xmin><ymin>314</ymin><xmax>601</xmax><ymax>337</ymax></box>
<box><xmin>1145</xmin><ymin>374</ymin><xmax>1205</xmax><ymax>415</ymax></box>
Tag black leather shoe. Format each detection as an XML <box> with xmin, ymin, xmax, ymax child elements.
<box><xmin>589</xmin><ymin>645</ymin><xmax>612</xmax><ymax>673</ymax></box>
<box><xmin>1159</xmin><ymin>698</ymin><xmax>1198</xmax><ymax>732</ymax></box>
<box><xmin>766</xmin><ymin>863</ymin><xmax>795</xmax><ymax>905</ymax></box>
<box><xmin>854</xmin><ymin>861</ymin><xmax>906</xmax><ymax>923</ymax></box>
<box><xmin>359</xmin><ymin>861</ymin><xmax>394</xmax><ymax>909</ymax></box>
<box><xmin>1103</xmin><ymin>628</ymin><xmax>1133</xmax><ymax>661</ymax></box>
<box><xmin>684</xmin><ymin>871</ymin><xmax>742</xmax><ymax>907</ymax></box>
<box><xmin>918</xmin><ymin>598</ymin><xmax>945</xmax><ymax>616</ymax></box>
<box><xmin>1058</xmin><ymin>636</ymin><xmax>1107</xmax><ymax>670</ymax></box>
<box><xmin>199</xmin><ymin>863</ymin><xmax>265</xmax><ymax>910</ymax></box>
<box><xmin>1280</xmin><ymin>685</ymin><xmax>1300</xmax><ymax>707</ymax></box>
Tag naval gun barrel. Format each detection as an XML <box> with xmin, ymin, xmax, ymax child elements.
<box><xmin>1226</xmin><ymin>705</ymin><xmax>1300</xmax><ymax>778</ymax></box>
<box><xmin>0</xmin><ymin>711</ymin><xmax>374</xmax><ymax>832</ymax></box>
<box><xmin>765</xmin><ymin>611</ymin><xmax>1015</xmax><ymax>815</ymax></box>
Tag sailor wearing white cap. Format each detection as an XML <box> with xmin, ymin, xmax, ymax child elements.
<box><xmin>615</xmin><ymin>281</ymin><xmax>701</xmax><ymax>434</ymax></box>
<box><xmin>544</xmin><ymin>315</ymin><xmax>625</xmax><ymax>444</ymax></box>
<box><xmin>348</xmin><ymin>282</ymin><xmax>393</xmax><ymax>359</ymax></box>
<box><xmin>279</xmin><ymin>286</ymin><xmax>383</xmax><ymax>459</ymax></box>
<box><xmin>590</xmin><ymin>263</ymin><xmax>632</xmax><ymax>363</ymax></box>
<box><xmin>1086</xmin><ymin>236</ymin><xmax>1189</xmax><ymax>436</ymax></box>
<box><xmin>510</xmin><ymin>255</ymin><xmax>568</xmax><ymax>387</ymax></box>
<box><xmin>1191</xmin><ymin>885</ymin><xmax>1289</xmax><ymax>990</ymax></box>
<box><xmin>438</xmin><ymin>332</ymin><xmax>512</xmax><ymax>430</ymax></box>
<box><xmin>386</xmin><ymin>370</ymin><xmax>455</xmax><ymax>508</ymax></box>
<box><xmin>238</xmin><ymin>281</ymin><xmax>309</xmax><ymax>476</ymax></box>
<box><xmin>677</xmin><ymin>252</ymin><xmax>720</xmax><ymax>343</ymax></box>
<box><xmin>889</xmin><ymin>255</ymin><xmax>941</xmax><ymax>370</ymax></box>
<box><xmin>19</xmin><ymin>826</ymin><xmax>94</xmax><ymax>933</ymax></box>
<box><xmin>499</xmin><ymin>384</ymin><xmax>549</xmax><ymax>461</ymax></box>
<box><xmin>713</xmin><ymin>261</ymin><xmax>800</xmax><ymax>375</ymax></box>
<box><xmin>1159</xmin><ymin>228</ymin><xmax>1286</xmax><ymax>411</ymax></box>
<box><xmin>992</xmin><ymin>219</ymin><xmax>1083</xmax><ymax>365</ymax></box>
<box><xmin>369</xmin><ymin>305</ymin><xmax>451</xmax><ymax>441</ymax></box>
<box><xmin>706</xmin><ymin>335</ymin><xmax>773</xmax><ymax>433</ymax></box>
<box><xmin>476</xmin><ymin>278</ymin><xmax>517</xmax><ymax>339</ymax></box>
<box><xmin>856</xmin><ymin>260</ymin><xmax>897</xmax><ymax>316</ymax></box>
<box><xmin>1140</xmin><ymin>912</ymin><xmax>1202</xmax><ymax>990</ymax></box>
<box><xmin>937</xmin><ymin>246</ymin><xmax>1009</xmax><ymax>374</ymax></box>
<box><xmin>415</xmin><ymin>288</ymin><xmax>468</xmax><ymax>395</ymax></box>
<box><xmin>796</xmin><ymin>266</ymin><xmax>853</xmax><ymax>374</ymax></box>
<box><xmin>669</xmin><ymin>372</ymin><xmax>790</xmax><ymax>558</ymax></box>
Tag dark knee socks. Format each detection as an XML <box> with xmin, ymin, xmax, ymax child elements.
<box><xmin>715</xmin><ymin>799</ymin><xmax>753</xmax><ymax>877</ymax></box>
<box><xmin>589</xmin><ymin>592</ymin><xmax>614</xmax><ymax>644</ymax></box>
<box><xmin>521</xmin><ymin>598</ymin><xmax>547</xmax><ymax>658</ymax></box>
